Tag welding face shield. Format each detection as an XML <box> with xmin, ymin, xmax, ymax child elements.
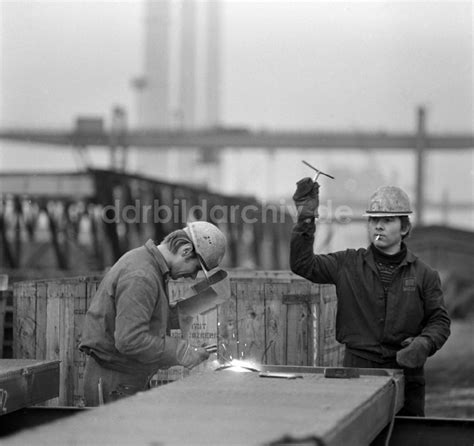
<box><xmin>176</xmin><ymin>269</ymin><xmax>231</xmax><ymax>317</ymax></box>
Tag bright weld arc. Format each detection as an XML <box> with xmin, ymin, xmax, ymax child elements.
<box><xmin>226</xmin><ymin>359</ymin><xmax>259</xmax><ymax>373</ymax></box>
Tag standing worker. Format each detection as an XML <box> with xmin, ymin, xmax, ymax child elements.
<box><xmin>80</xmin><ymin>221</ymin><xmax>226</xmax><ymax>406</ymax></box>
<box><xmin>290</xmin><ymin>178</ymin><xmax>450</xmax><ymax>416</ymax></box>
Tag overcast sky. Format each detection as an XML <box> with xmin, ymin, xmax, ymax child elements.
<box><xmin>1</xmin><ymin>0</ymin><xmax>472</xmax><ymax>132</ymax></box>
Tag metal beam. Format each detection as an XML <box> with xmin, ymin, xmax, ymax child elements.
<box><xmin>2</xmin><ymin>366</ymin><xmax>404</xmax><ymax>445</ymax></box>
<box><xmin>415</xmin><ymin>106</ymin><xmax>426</xmax><ymax>224</ymax></box>
<box><xmin>0</xmin><ymin>129</ymin><xmax>472</xmax><ymax>149</ymax></box>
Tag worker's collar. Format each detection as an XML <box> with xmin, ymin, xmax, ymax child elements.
<box><xmin>145</xmin><ymin>239</ymin><xmax>170</xmax><ymax>280</ymax></box>
<box><xmin>402</xmin><ymin>248</ymin><xmax>417</xmax><ymax>264</ymax></box>
<box><xmin>364</xmin><ymin>242</ymin><xmax>417</xmax><ymax>267</ymax></box>
<box><xmin>370</xmin><ymin>242</ymin><xmax>407</xmax><ymax>265</ymax></box>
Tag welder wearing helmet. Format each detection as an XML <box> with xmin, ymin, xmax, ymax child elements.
<box><xmin>80</xmin><ymin>221</ymin><xmax>226</xmax><ymax>406</ymax></box>
<box><xmin>290</xmin><ymin>179</ymin><xmax>450</xmax><ymax>416</ymax></box>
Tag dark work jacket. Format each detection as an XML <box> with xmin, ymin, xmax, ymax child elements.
<box><xmin>80</xmin><ymin>240</ymin><xmax>194</xmax><ymax>374</ymax></box>
<box><xmin>290</xmin><ymin>219</ymin><xmax>451</xmax><ymax>362</ymax></box>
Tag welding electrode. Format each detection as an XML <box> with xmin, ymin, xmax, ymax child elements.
<box><xmin>301</xmin><ymin>160</ymin><xmax>335</xmax><ymax>181</ymax></box>
<box><xmin>204</xmin><ymin>344</ymin><xmax>217</xmax><ymax>353</ymax></box>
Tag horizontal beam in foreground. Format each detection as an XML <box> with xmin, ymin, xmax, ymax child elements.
<box><xmin>3</xmin><ymin>366</ymin><xmax>404</xmax><ymax>446</ymax></box>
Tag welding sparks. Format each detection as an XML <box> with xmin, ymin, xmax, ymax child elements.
<box><xmin>215</xmin><ymin>359</ymin><xmax>260</xmax><ymax>373</ymax></box>
<box><xmin>215</xmin><ymin>341</ymin><xmax>260</xmax><ymax>372</ymax></box>
<box><xmin>226</xmin><ymin>360</ymin><xmax>260</xmax><ymax>373</ymax></box>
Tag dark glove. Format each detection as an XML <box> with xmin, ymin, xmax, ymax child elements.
<box><xmin>179</xmin><ymin>344</ymin><xmax>210</xmax><ymax>369</ymax></box>
<box><xmin>396</xmin><ymin>336</ymin><xmax>432</xmax><ymax>368</ymax></box>
<box><xmin>292</xmin><ymin>177</ymin><xmax>320</xmax><ymax>220</ymax></box>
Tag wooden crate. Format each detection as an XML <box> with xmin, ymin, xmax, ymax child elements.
<box><xmin>13</xmin><ymin>272</ymin><xmax>344</xmax><ymax>406</ymax></box>
<box><xmin>217</xmin><ymin>271</ymin><xmax>343</xmax><ymax>367</ymax></box>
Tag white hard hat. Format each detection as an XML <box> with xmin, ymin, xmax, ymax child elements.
<box><xmin>184</xmin><ymin>221</ymin><xmax>226</xmax><ymax>271</ymax></box>
<box><xmin>364</xmin><ymin>186</ymin><xmax>413</xmax><ymax>217</ymax></box>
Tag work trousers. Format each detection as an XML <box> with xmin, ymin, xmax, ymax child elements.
<box><xmin>83</xmin><ymin>354</ymin><xmax>152</xmax><ymax>407</ymax></box>
<box><xmin>343</xmin><ymin>350</ymin><xmax>425</xmax><ymax>417</ymax></box>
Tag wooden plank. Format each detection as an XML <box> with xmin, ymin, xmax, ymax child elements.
<box><xmin>319</xmin><ymin>284</ymin><xmax>344</xmax><ymax>366</ymax></box>
<box><xmin>12</xmin><ymin>286</ymin><xmax>18</xmax><ymax>359</ymax></box>
<box><xmin>168</xmin><ymin>280</ymin><xmax>193</xmax><ymax>305</ymax></box>
<box><xmin>58</xmin><ymin>281</ymin><xmax>84</xmax><ymax>408</ymax></box>
<box><xmin>0</xmin><ymin>291</ymin><xmax>7</xmax><ymax>357</ymax></box>
<box><xmin>306</xmin><ymin>282</ymin><xmax>323</xmax><ymax>366</ymax></box>
<box><xmin>217</xmin><ymin>280</ymin><xmax>238</xmax><ymax>363</ymax></box>
<box><xmin>13</xmin><ymin>282</ymin><xmax>37</xmax><ymax>360</ymax></box>
<box><xmin>235</xmin><ymin>279</ymin><xmax>266</xmax><ymax>363</ymax></box>
<box><xmin>44</xmin><ymin>281</ymin><xmax>61</xmax><ymax>406</ymax></box>
<box><xmin>312</xmin><ymin>284</ymin><xmax>324</xmax><ymax>367</ymax></box>
<box><xmin>40</xmin><ymin>279</ymin><xmax>85</xmax><ymax>406</ymax></box>
<box><xmin>285</xmin><ymin>280</ymin><xmax>313</xmax><ymax>366</ymax></box>
<box><xmin>35</xmin><ymin>282</ymin><xmax>48</xmax><ymax>360</ymax></box>
<box><xmin>228</xmin><ymin>270</ymin><xmax>293</xmax><ymax>281</ymax></box>
<box><xmin>185</xmin><ymin>310</ymin><xmax>218</xmax><ymax>347</ymax></box>
<box><xmin>263</xmin><ymin>281</ymin><xmax>293</xmax><ymax>366</ymax></box>
<box><xmin>187</xmin><ymin>309</ymin><xmax>218</xmax><ymax>376</ymax></box>
<box><xmin>74</xmin><ymin>280</ymin><xmax>88</xmax><ymax>407</ymax></box>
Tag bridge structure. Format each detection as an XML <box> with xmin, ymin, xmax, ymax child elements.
<box><xmin>0</xmin><ymin>169</ymin><xmax>293</xmax><ymax>273</ymax></box>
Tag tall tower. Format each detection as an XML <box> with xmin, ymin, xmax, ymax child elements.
<box><xmin>179</xmin><ymin>0</ymin><xmax>197</xmax><ymax>128</ymax></box>
<box><xmin>205</xmin><ymin>0</ymin><xmax>221</xmax><ymax>127</ymax></box>
<box><xmin>134</xmin><ymin>0</ymin><xmax>220</xmax><ymax>130</ymax></box>
<box><xmin>133</xmin><ymin>0</ymin><xmax>222</xmax><ymax>190</ymax></box>
<box><xmin>134</xmin><ymin>0</ymin><xmax>171</xmax><ymax>129</ymax></box>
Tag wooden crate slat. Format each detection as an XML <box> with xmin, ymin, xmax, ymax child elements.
<box><xmin>263</xmin><ymin>281</ymin><xmax>291</xmax><ymax>366</ymax></box>
<box><xmin>44</xmin><ymin>281</ymin><xmax>62</xmax><ymax>406</ymax></box>
<box><xmin>168</xmin><ymin>279</ymin><xmax>193</xmax><ymax>304</ymax></box>
<box><xmin>320</xmin><ymin>284</ymin><xmax>344</xmax><ymax>366</ymax></box>
<box><xmin>35</xmin><ymin>282</ymin><xmax>48</xmax><ymax>360</ymax></box>
<box><xmin>235</xmin><ymin>279</ymin><xmax>266</xmax><ymax>363</ymax></box>
<box><xmin>285</xmin><ymin>280</ymin><xmax>313</xmax><ymax>366</ymax></box>
<box><xmin>12</xmin><ymin>287</ymin><xmax>18</xmax><ymax>359</ymax></box>
<box><xmin>74</xmin><ymin>279</ymin><xmax>88</xmax><ymax>407</ymax></box>
<box><xmin>0</xmin><ymin>291</ymin><xmax>7</xmax><ymax>357</ymax></box>
<box><xmin>184</xmin><ymin>309</ymin><xmax>218</xmax><ymax>376</ymax></box>
<box><xmin>58</xmin><ymin>281</ymin><xmax>82</xmax><ymax>406</ymax></box>
<box><xmin>217</xmin><ymin>280</ymin><xmax>238</xmax><ymax>362</ymax></box>
<box><xmin>14</xmin><ymin>282</ymin><xmax>37</xmax><ymax>360</ymax></box>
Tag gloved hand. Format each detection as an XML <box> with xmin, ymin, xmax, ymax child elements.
<box><xmin>292</xmin><ymin>177</ymin><xmax>320</xmax><ymax>220</ymax></box>
<box><xmin>179</xmin><ymin>344</ymin><xmax>210</xmax><ymax>369</ymax></box>
<box><xmin>396</xmin><ymin>336</ymin><xmax>432</xmax><ymax>368</ymax></box>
